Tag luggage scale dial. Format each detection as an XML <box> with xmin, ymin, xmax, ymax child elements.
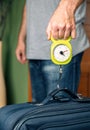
<box><xmin>53</xmin><ymin>44</ymin><xmax>71</xmax><ymax>62</ymax></box>
<box><xmin>51</xmin><ymin>37</ymin><xmax>72</xmax><ymax>65</ymax></box>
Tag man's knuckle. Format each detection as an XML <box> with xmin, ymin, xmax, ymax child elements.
<box><xmin>59</xmin><ymin>24</ymin><xmax>65</xmax><ymax>30</ymax></box>
<box><xmin>51</xmin><ymin>22</ymin><xmax>58</xmax><ymax>29</ymax></box>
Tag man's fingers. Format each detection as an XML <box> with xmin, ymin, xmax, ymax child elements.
<box><xmin>71</xmin><ymin>27</ymin><xmax>76</xmax><ymax>39</ymax></box>
<box><xmin>64</xmin><ymin>24</ymin><xmax>71</xmax><ymax>39</ymax></box>
<box><xmin>46</xmin><ymin>21</ymin><xmax>76</xmax><ymax>40</ymax></box>
<box><xmin>21</xmin><ymin>52</ymin><xmax>27</xmax><ymax>63</ymax></box>
<box><xmin>16</xmin><ymin>50</ymin><xmax>26</xmax><ymax>64</ymax></box>
<box><xmin>16</xmin><ymin>51</ymin><xmax>22</xmax><ymax>63</ymax></box>
<box><xmin>46</xmin><ymin>22</ymin><xmax>66</xmax><ymax>40</ymax></box>
<box><xmin>46</xmin><ymin>23</ymin><xmax>51</xmax><ymax>40</ymax></box>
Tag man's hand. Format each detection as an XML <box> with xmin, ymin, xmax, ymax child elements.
<box><xmin>15</xmin><ymin>40</ymin><xmax>27</xmax><ymax>64</ymax></box>
<box><xmin>46</xmin><ymin>0</ymin><xmax>84</xmax><ymax>40</ymax></box>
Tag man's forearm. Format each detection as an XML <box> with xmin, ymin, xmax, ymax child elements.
<box><xmin>18</xmin><ymin>5</ymin><xmax>26</xmax><ymax>42</ymax></box>
<box><xmin>59</xmin><ymin>0</ymin><xmax>84</xmax><ymax>14</ymax></box>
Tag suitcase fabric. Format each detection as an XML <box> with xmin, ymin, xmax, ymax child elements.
<box><xmin>0</xmin><ymin>88</ymin><xmax>90</xmax><ymax>130</ymax></box>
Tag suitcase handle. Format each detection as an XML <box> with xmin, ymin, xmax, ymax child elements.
<box><xmin>42</xmin><ymin>87</ymin><xmax>90</xmax><ymax>105</ymax></box>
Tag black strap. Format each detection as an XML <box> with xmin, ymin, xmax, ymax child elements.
<box><xmin>42</xmin><ymin>87</ymin><xmax>90</xmax><ymax>105</ymax></box>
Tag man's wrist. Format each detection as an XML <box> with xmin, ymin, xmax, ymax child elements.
<box><xmin>18</xmin><ymin>35</ymin><xmax>25</xmax><ymax>43</ymax></box>
<box><xmin>59</xmin><ymin>0</ymin><xmax>84</xmax><ymax>13</ymax></box>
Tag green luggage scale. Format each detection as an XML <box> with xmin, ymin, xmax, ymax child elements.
<box><xmin>51</xmin><ymin>36</ymin><xmax>72</xmax><ymax>65</ymax></box>
<box><xmin>51</xmin><ymin>36</ymin><xmax>72</xmax><ymax>80</ymax></box>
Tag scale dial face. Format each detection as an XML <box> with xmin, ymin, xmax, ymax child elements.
<box><xmin>53</xmin><ymin>44</ymin><xmax>71</xmax><ymax>62</ymax></box>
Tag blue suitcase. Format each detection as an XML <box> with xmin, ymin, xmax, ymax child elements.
<box><xmin>0</xmin><ymin>88</ymin><xmax>90</xmax><ymax>130</ymax></box>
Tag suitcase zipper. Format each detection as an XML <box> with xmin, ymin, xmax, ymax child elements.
<box><xmin>13</xmin><ymin>103</ymin><xmax>90</xmax><ymax>130</ymax></box>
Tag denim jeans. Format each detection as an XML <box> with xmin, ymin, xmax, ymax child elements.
<box><xmin>28</xmin><ymin>52</ymin><xmax>83</xmax><ymax>103</ymax></box>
